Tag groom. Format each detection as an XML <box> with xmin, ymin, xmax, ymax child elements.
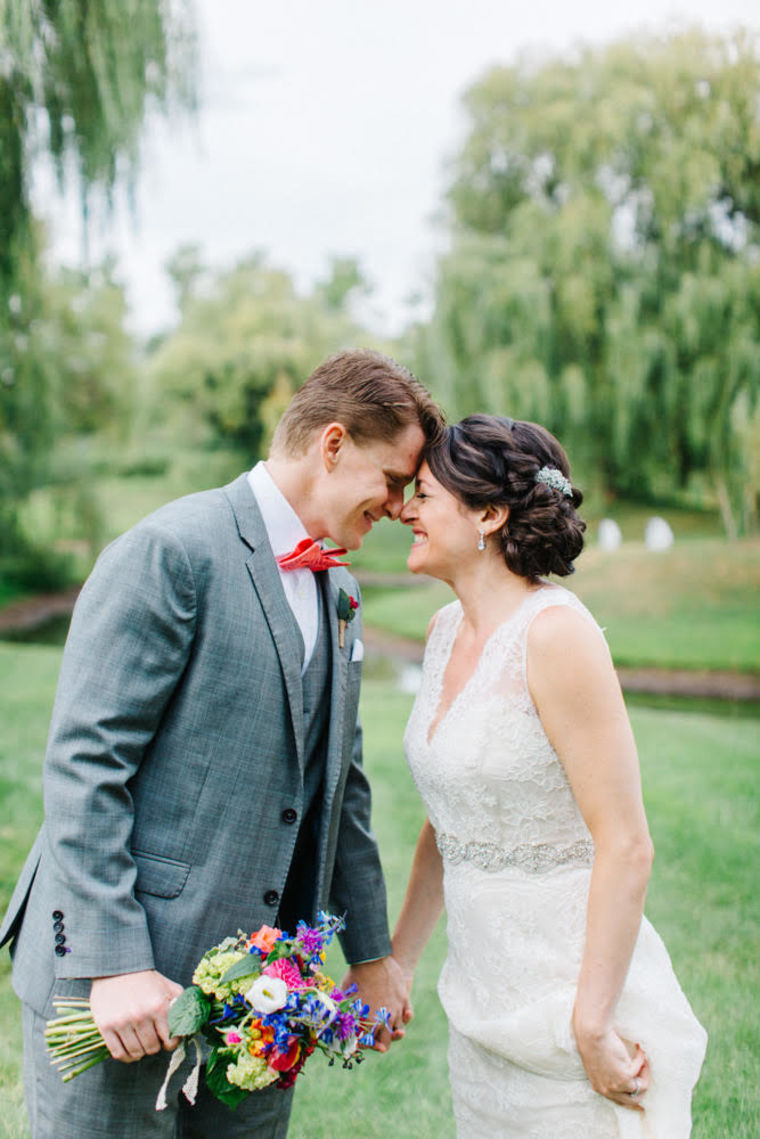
<box><xmin>0</xmin><ymin>349</ymin><xmax>442</xmax><ymax>1138</ymax></box>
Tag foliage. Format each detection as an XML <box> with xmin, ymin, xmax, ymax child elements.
<box><xmin>0</xmin><ymin>255</ymin><xmax>136</xmax><ymax>583</ymax></box>
<box><xmin>417</xmin><ymin>28</ymin><xmax>760</xmax><ymax>533</ymax></box>
<box><xmin>315</xmin><ymin>256</ymin><xmax>371</xmax><ymax>312</ymax></box>
<box><xmin>0</xmin><ymin>0</ymin><xmax>196</xmax><ymax>582</ymax></box>
<box><xmin>149</xmin><ymin>251</ymin><xmax>381</xmax><ymax>458</ymax></box>
<box><xmin>0</xmin><ymin>0</ymin><xmax>196</xmax><ymax>292</ymax></box>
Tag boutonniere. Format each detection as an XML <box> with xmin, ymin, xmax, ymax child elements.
<box><xmin>337</xmin><ymin>588</ymin><xmax>359</xmax><ymax>649</ymax></box>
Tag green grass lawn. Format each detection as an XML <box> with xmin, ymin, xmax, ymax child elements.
<box><xmin>360</xmin><ymin>537</ymin><xmax>760</xmax><ymax>674</ymax></box>
<box><xmin>0</xmin><ymin>651</ymin><xmax>758</xmax><ymax>1137</ymax></box>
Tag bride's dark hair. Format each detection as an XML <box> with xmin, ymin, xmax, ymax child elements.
<box><xmin>424</xmin><ymin>415</ymin><xmax>586</xmax><ymax>581</ymax></box>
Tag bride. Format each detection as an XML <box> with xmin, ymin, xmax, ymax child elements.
<box><xmin>392</xmin><ymin>415</ymin><xmax>706</xmax><ymax>1138</ymax></box>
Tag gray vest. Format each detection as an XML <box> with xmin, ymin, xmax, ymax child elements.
<box><xmin>277</xmin><ymin>580</ymin><xmax>332</xmax><ymax>932</ymax></box>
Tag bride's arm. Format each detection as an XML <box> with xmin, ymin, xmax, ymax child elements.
<box><xmin>527</xmin><ymin>605</ymin><xmax>654</xmax><ymax>1112</ymax></box>
<box><xmin>391</xmin><ymin>817</ymin><xmax>445</xmax><ymax>1013</ymax></box>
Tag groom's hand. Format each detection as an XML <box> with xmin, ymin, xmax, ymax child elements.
<box><xmin>342</xmin><ymin>955</ymin><xmax>412</xmax><ymax>1052</ymax></box>
<box><xmin>90</xmin><ymin>969</ymin><xmax>185</xmax><ymax>1062</ymax></box>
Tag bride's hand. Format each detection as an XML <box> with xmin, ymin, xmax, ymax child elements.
<box><xmin>395</xmin><ymin>957</ymin><xmax>415</xmax><ymax>1025</ymax></box>
<box><xmin>573</xmin><ymin>1021</ymin><xmax>650</xmax><ymax>1111</ymax></box>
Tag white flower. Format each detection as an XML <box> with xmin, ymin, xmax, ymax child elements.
<box><xmin>245</xmin><ymin>974</ymin><xmax>289</xmax><ymax>1014</ymax></box>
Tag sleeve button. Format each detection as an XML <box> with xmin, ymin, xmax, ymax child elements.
<box><xmin>52</xmin><ymin>910</ymin><xmax>64</xmax><ymax>922</ymax></box>
<box><xmin>54</xmin><ymin>933</ymin><xmax>66</xmax><ymax>945</ymax></box>
<box><xmin>54</xmin><ymin>945</ymin><xmax>67</xmax><ymax>957</ymax></box>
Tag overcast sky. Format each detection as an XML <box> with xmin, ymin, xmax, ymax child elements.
<box><xmin>31</xmin><ymin>0</ymin><xmax>760</xmax><ymax>337</ymax></box>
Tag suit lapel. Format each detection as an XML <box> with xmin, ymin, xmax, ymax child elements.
<box><xmin>224</xmin><ymin>475</ymin><xmax>305</xmax><ymax>772</ymax></box>
<box><xmin>321</xmin><ymin>571</ymin><xmax>349</xmax><ymax>798</ymax></box>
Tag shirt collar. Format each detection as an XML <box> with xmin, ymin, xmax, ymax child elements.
<box><xmin>247</xmin><ymin>461</ymin><xmax>310</xmax><ymax>558</ymax></box>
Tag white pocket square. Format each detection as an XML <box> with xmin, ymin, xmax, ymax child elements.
<box><xmin>350</xmin><ymin>638</ymin><xmax>364</xmax><ymax>662</ymax></box>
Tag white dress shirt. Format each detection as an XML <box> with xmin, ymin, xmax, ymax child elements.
<box><xmin>247</xmin><ymin>461</ymin><xmax>318</xmax><ymax>671</ymax></box>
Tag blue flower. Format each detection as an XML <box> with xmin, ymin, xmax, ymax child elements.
<box><xmin>316</xmin><ymin>911</ymin><xmax>346</xmax><ymax>945</ymax></box>
<box><xmin>374</xmin><ymin>1007</ymin><xmax>392</xmax><ymax>1030</ymax></box>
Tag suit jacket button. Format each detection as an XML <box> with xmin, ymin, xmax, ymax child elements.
<box><xmin>55</xmin><ymin>933</ymin><xmax>66</xmax><ymax>945</ymax></box>
<box><xmin>52</xmin><ymin>910</ymin><xmax>64</xmax><ymax>922</ymax></box>
<box><xmin>281</xmin><ymin>808</ymin><xmax>298</xmax><ymax>825</ymax></box>
<box><xmin>54</xmin><ymin>945</ymin><xmax>67</xmax><ymax>957</ymax></box>
<box><xmin>264</xmin><ymin>889</ymin><xmax>279</xmax><ymax>906</ymax></box>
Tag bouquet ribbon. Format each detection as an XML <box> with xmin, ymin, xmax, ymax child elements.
<box><xmin>155</xmin><ymin>1033</ymin><xmax>204</xmax><ymax>1111</ymax></box>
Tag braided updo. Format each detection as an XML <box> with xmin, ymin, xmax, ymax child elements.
<box><xmin>425</xmin><ymin>415</ymin><xmax>586</xmax><ymax>581</ymax></box>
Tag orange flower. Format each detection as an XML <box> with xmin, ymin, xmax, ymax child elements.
<box><xmin>247</xmin><ymin>924</ymin><xmax>281</xmax><ymax>953</ymax></box>
<box><xmin>246</xmin><ymin>1021</ymin><xmax>275</xmax><ymax>1058</ymax></box>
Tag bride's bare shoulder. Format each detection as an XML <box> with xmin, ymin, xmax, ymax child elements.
<box><xmin>526</xmin><ymin>594</ymin><xmax>614</xmax><ymax>695</ymax></box>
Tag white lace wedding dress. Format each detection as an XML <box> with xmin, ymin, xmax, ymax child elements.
<box><xmin>404</xmin><ymin>585</ymin><xmax>707</xmax><ymax>1139</ymax></box>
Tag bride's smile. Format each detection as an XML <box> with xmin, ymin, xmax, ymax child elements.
<box><xmin>401</xmin><ymin>463</ymin><xmax>488</xmax><ymax>579</ymax></box>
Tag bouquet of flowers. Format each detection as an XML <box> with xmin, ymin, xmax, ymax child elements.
<box><xmin>46</xmin><ymin>912</ymin><xmax>389</xmax><ymax>1110</ymax></box>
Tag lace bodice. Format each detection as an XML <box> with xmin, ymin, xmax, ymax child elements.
<box><xmin>404</xmin><ymin>585</ymin><xmax>602</xmax><ymax>865</ymax></box>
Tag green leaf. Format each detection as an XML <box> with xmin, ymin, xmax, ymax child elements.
<box><xmin>337</xmin><ymin>588</ymin><xmax>351</xmax><ymax>621</ymax></box>
<box><xmin>265</xmin><ymin>938</ymin><xmax>298</xmax><ymax>964</ymax></box>
<box><xmin>220</xmin><ymin>955</ymin><xmax>262</xmax><ymax>985</ymax></box>
<box><xmin>167</xmin><ymin>986</ymin><xmax>210</xmax><ymax>1037</ymax></box>
<box><xmin>206</xmin><ymin>1048</ymin><xmax>248</xmax><ymax>1110</ymax></box>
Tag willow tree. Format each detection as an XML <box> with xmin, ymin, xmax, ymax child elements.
<box><xmin>420</xmin><ymin>28</ymin><xmax>760</xmax><ymax>531</ymax></box>
<box><xmin>0</xmin><ymin>0</ymin><xmax>196</xmax><ymax>572</ymax></box>
<box><xmin>151</xmin><ymin>252</ymin><xmax>377</xmax><ymax>460</ymax></box>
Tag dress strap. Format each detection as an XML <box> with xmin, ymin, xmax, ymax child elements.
<box><xmin>518</xmin><ymin>585</ymin><xmax>604</xmax><ymax>639</ymax></box>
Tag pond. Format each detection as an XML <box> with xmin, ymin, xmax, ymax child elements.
<box><xmin>0</xmin><ymin>615</ymin><xmax>73</xmax><ymax>645</ymax></box>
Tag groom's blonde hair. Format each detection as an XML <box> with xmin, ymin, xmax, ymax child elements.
<box><xmin>271</xmin><ymin>349</ymin><xmax>443</xmax><ymax>456</ymax></box>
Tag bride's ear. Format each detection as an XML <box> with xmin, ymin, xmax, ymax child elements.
<box><xmin>480</xmin><ymin>503</ymin><xmax>509</xmax><ymax>536</ymax></box>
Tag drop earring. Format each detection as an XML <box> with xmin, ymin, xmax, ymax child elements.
<box><xmin>478</xmin><ymin>529</ymin><xmax>486</xmax><ymax>552</ymax></box>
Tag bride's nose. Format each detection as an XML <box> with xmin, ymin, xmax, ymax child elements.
<box><xmin>400</xmin><ymin>496</ymin><xmax>416</xmax><ymax>524</ymax></box>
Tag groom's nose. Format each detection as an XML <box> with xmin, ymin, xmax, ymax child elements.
<box><xmin>383</xmin><ymin>485</ymin><xmax>405</xmax><ymax>519</ymax></box>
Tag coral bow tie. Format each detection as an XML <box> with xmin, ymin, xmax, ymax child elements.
<box><xmin>276</xmin><ymin>538</ymin><xmax>350</xmax><ymax>572</ymax></box>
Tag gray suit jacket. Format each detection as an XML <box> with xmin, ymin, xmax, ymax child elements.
<box><xmin>1</xmin><ymin>474</ymin><xmax>391</xmax><ymax>1015</ymax></box>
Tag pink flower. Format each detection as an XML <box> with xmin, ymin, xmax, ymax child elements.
<box><xmin>225</xmin><ymin>1031</ymin><xmax>242</xmax><ymax>1045</ymax></box>
<box><xmin>263</xmin><ymin>957</ymin><xmax>308</xmax><ymax>991</ymax></box>
<box><xmin>248</xmin><ymin>924</ymin><xmax>281</xmax><ymax>953</ymax></box>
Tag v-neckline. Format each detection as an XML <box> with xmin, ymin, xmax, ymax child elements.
<box><xmin>425</xmin><ymin>586</ymin><xmax>549</xmax><ymax>747</ymax></box>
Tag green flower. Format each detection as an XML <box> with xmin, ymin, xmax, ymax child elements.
<box><xmin>226</xmin><ymin>1052</ymin><xmax>279</xmax><ymax>1091</ymax></box>
<box><xmin>193</xmin><ymin>950</ymin><xmax>249</xmax><ymax>999</ymax></box>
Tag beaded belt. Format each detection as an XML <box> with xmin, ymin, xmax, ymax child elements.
<box><xmin>436</xmin><ymin>834</ymin><xmax>594</xmax><ymax>873</ymax></box>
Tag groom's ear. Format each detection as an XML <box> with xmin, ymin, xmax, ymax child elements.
<box><xmin>319</xmin><ymin>422</ymin><xmax>349</xmax><ymax>471</ymax></box>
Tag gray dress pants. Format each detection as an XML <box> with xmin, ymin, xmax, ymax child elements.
<box><xmin>23</xmin><ymin>1004</ymin><xmax>294</xmax><ymax>1139</ymax></box>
